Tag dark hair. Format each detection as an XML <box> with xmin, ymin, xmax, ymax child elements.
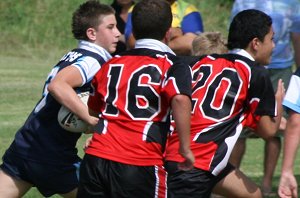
<box><xmin>227</xmin><ymin>9</ymin><xmax>272</xmax><ymax>50</ymax></box>
<box><xmin>132</xmin><ymin>0</ymin><xmax>172</xmax><ymax>40</ymax></box>
<box><xmin>72</xmin><ymin>0</ymin><xmax>115</xmax><ymax>40</ymax></box>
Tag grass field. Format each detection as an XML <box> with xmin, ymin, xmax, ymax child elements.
<box><xmin>1</xmin><ymin>0</ymin><xmax>300</xmax><ymax>197</ymax></box>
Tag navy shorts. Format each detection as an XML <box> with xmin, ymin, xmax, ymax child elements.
<box><xmin>0</xmin><ymin>151</ymin><xmax>80</xmax><ymax>197</ymax></box>
<box><xmin>78</xmin><ymin>154</ymin><xmax>167</xmax><ymax>198</ymax></box>
<box><xmin>165</xmin><ymin>161</ymin><xmax>235</xmax><ymax>198</ymax></box>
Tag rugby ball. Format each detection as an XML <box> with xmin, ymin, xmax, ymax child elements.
<box><xmin>57</xmin><ymin>92</ymin><xmax>90</xmax><ymax>133</ymax></box>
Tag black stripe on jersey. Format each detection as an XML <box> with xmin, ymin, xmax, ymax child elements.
<box><xmin>117</xmin><ymin>48</ymin><xmax>192</xmax><ymax>98</ymax></box>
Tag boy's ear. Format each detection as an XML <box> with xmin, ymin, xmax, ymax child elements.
<box><xmin>251</xmin><ymin>37</ymin><xmax>261</xmax><ymax>51</ymax></box>
<box><xmin>164</xmin><ymin>28</ymin><xmax>172</xmax><ymax>44</ymax></box>
<box><xmin>86</xmin><ymin>28</ymin><xmax>96</xmax><ymax>41</ymax></box>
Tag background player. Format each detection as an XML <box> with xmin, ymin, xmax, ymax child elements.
<box><xmin>165</xmin><ymin>9</ymin><xmax>285</xmax><ymax>197</ymax></box>
<box><xmin>229</xmin><ymin>1</ymin><xmax>300</xmax><ymax>195</ymax></box>
<box><xmin>77</xmin><ymin>0</ymin><xmax>194</xmax><ymax>197</ymax></box>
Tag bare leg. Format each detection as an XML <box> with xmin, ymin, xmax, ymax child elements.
<box><xmin>213</xmin><ymin>168</ymin><xmax>262</xmax><ymax>198</ymax></box>
<box><xmin>60</xmin><ymin>188</ymin><xmax>78</xmax><ymax>198</ymax></box>
<box><xmin>262</xmin><ymin>137</ymin><xmax>281</xmax><ymax>195</ymax></box>
<box><xmin>211</xmin><ymin>138</ymin><xmax>247</xmax><ymax>197</ymax></box>
<box><xmin>0</xmin><ymin>169</ymin><xmax>32</xmax><ymax>198</ymax></box>
<box><xmin>229</xmin><ymin>138</ymin><xmax>246</xmax><ymax>168</ymax></box>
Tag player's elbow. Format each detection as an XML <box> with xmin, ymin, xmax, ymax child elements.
<box><xmin>256</xmin><ymin>116</ymin><xmax>279</xmax><ymax>140</ymax></box>
<box><xmin>47</xmin><ymin>80</ymin><xmax>60</xmax><ymax>95</ymax></box>
<box><xmin>47</xmin><ymin>81</ymin><xmax>57</xmax><ymax>93</ymax></box>
<box><xmin>171</xmin><ymin>95</ymin><xmax>191</xmax><ymax>108</ymax></box>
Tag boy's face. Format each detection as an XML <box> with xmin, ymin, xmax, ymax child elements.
<box><xmin>94</xmin><ymin>14</ymin><xmax>120</xmax><ymax>53</ymax></box>
<box><xmin>255</xmin><ymin>27</ymin><xmax>275</xmax><ymax>66</ymax></box>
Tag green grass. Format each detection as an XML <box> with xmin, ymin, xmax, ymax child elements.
<box><xmin>1</xmin><ymin>0</ymin><xmax>299</xmax><ymax>197</ymax></box>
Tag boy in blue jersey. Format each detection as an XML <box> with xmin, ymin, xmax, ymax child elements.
<box><xmin>125</xmin><ymin>0</ymin><xmax>204</xmax><ymax>55</ymax></box>
<box><xmin>0</xmin><ymin>1</ymin><xmax>120</xmax><ymax>198</ymax></box>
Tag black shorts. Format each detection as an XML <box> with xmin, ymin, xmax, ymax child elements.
<box><xmin>165</xmin><ymin>161</ymin><xmax>235</xmax><ymax>198</ymax></box>
<box><xmin>0</xmin><ymin>151</ymin><xmax>80</xmax><ymax>197</ymax></box>
<box><xmin>77</xmin><ymin>154</ymin><xmax>167</xmax><ymax>198</ymax></box>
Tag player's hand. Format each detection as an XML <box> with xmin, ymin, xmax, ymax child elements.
<box><xmin>86</xmin><ymin>116</ymin><xmax>99</xmax><ymax>126</ymax></box>
<box><xmin>84</xmin><ymin>116</ymin><xmax>99</xmax><ymax>134</ymax></box>
<box><xmin>178</xmin><ymin>148</ymin><xmax>195</xmax><ymax>171</ymax></box>
<box><xmin>278</xmin><ymin>172</ymin><xmax>298</xmax><ymax>198</ymax></box>
<box><xmin>83</xmin><ymin>136</ymin><xmax>92</xmax><ymax>151</ymax></box>
<box><xmin>275</xmin><ymin>79</ymin><xmax>285</xmax><ymax>103</ymax></box>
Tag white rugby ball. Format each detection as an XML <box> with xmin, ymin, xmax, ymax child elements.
<box><xmin>57</xmin><ymin>92</ymin><xmax>90</xmax><ymax>133</ymax></box>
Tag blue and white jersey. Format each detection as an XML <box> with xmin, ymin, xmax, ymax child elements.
<box><xmin>283</xmin><ymin>68</ymin><xmax>300</xmax><ymax>113</ymax></box>
<box><xmin>231</xmin><ymin>0</ymin><xmax>300</xmax><ymax>69</ymax></box>
<box><xmin>5</xmin><ymin>40</ymin><xmax>111</xmax><ymax>165</ymax></box>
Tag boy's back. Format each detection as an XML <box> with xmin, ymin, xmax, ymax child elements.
<box><xmin>86</xmin><ymin>43</ymin><xmax>192</xmax><ymax>166</ymax></box>
<box><xmin>166</xmin><ymin>53</ymin><xmax>276</xmax><ymax>175</ymax></box>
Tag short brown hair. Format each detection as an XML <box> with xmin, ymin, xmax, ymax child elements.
<box><xmin>192</xmin><ymin>32</ymin><xmax>227</xmax><ymax>56</ymax></box>
<box><xmin>72</xmin><ymin>0</ymin><xmax>115</xmax><ymax>41</ymax></box>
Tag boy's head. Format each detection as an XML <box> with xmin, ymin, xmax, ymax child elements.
<box><xmin>192</xmin><ymin>32</ymin><xmax>227</xmax><ymax>56</ymax></box>
<box><xmin>227</xmin><ymin>9</ymin><xmax>272</xmax><ymax>50</ymax></box>
<box><xmin>72</xmin><ymin>0</ymin><xmax>120</xmax><ymax>53</ymax></box>
<box><xmin>227</xmin><ymin>9</ymin><xmax>274</xmax><ymax>65</ymax></box>
<box><xmin>132</xmin><ymin>0</ymin><xmax>172</xmax><ymax>41</ymax></box>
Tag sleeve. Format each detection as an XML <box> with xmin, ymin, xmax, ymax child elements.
<box><xmin>283</xmin><ymin>69</ymin><xmax>300</xmax><ymax>113</ymax></box>
<box><xmin>248</xmin><ymin>65</ymin><xmax>276</xmax><ymax>117</ymax></box>
<box><xmin>162</xmin><ymin>56</ymin><xmax>192</xmax><ymax>103</ymax></box>
<box><xmin>72</xmin><ymin>56</ymin><xmax>101</xmax><ymax>85</ymax></box>
<box><xmin>124</xmin><ymin>12</ymin><xmax>133</xmax><ymax>41</ymax></box>
<box><xmin>181</xmin><ymin>6</ymin><xmax>203</xmax><ymax>34</ymax></box>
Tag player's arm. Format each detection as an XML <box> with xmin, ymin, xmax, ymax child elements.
<box><xmin>171</xmin><ymin>94</ymin><xmax>194</xmax><ymax>170</ymax></box>
<box><xmin>278</xmin><ymin>110</ymin><xmax>300</xmax><ymax>198</ymax></box>
<box><xmin>168</xmin><ymin>32</ymin><xmax>197</xmax><ymax>56</ymax></box>
<box><xmin>291</xmin><ymin>32</ymin><xmax>300</xmax><ymax>68</ymax></box>
<box><xmin>48</xmin><ymin>66</ymin><xmax>98</xmax><ymax>126</ymax></box>
<box><xmin>255</xmin><ymin>79</ymin><xmax>285</xmax><ymax>139</ymax></box>
<box><xmin>169</xmin><ymin>10</ymin><xmax>203</xmax><ymax>55</ymax></box>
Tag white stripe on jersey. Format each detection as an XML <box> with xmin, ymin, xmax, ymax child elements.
<box><xmin>283</xmin><ymin>74</ymin><xmax>300</xmax><ymax>113</ymax></box>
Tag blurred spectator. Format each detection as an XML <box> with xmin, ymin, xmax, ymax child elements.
<box><xmin>111</xmin><ymin>0</ymin><xmax>134</xmax><ymax>55</ymax></box>
<box><xmin>229</xmin><ymin>0</ymin><xmax>300</xmax><ymax>196</ymax></box>
<box><xmin>125</xmin><ymin>0</ymin><xmax>204</xmax><ymax>55</ymax></box>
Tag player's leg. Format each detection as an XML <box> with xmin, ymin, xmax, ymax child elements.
<box><xmin>229</xmin><ymin>137</ymin><xmax>246</xmax><ymax>168</ymax></box>
<box><xmin>212</xmin><ymin>168</ymin><xmax>262</xmax><ymax>198</ymax></box>
<box><xmin>60</xmin><ymin>188</ymin><xmax>78</xmax><ymax>198</ymax></box>
<box><xmin>261</xmin><ymin>136</ymin><xmax>281</xmax><ymax>196</ymax></box>
<box><xmin>0</xmin><ymin>169</ymin><xmax>32</xmax><ymax>198</ymax></box>
<box><xmin>30</xmin><ymin>160</ymin><xmax>81</xmax><ymax>198</ymax></box>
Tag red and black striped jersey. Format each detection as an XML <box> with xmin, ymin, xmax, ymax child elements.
<box><xmin>165</xmin><ymin>53</ymin><xmax>276</xmax><ymax>175</ymax></box>
<box><xmin>86</xmin><ymin>47</ymin><xmax>192</xmax><ymax>166</ymax></box>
